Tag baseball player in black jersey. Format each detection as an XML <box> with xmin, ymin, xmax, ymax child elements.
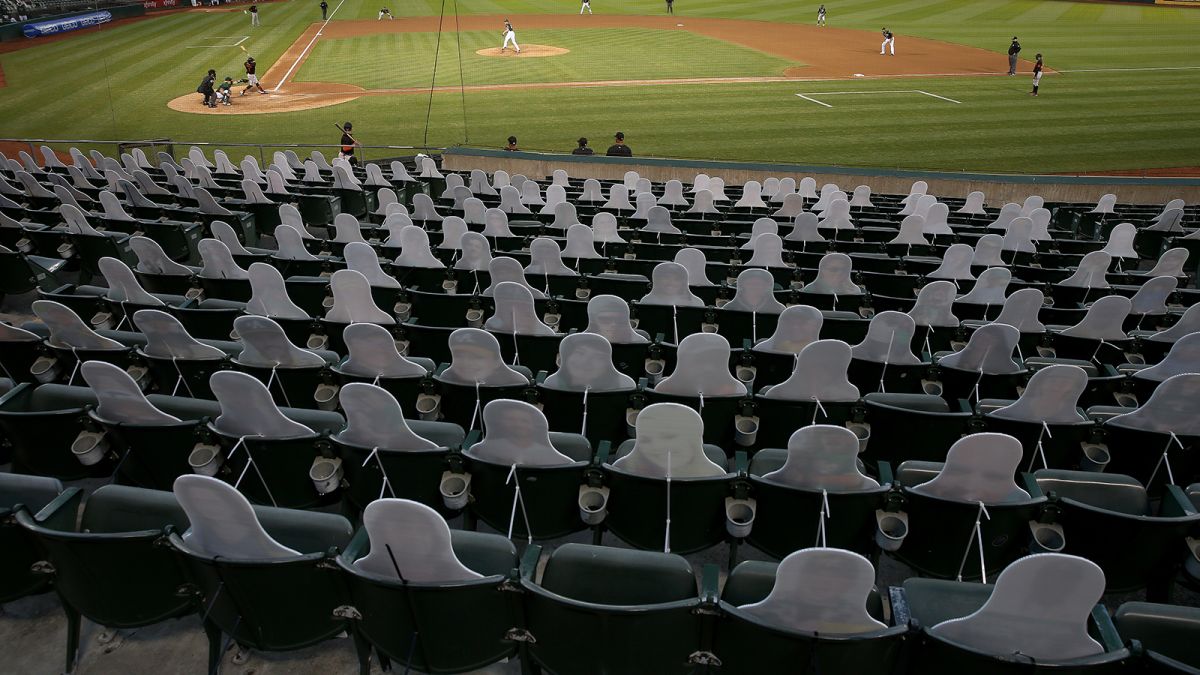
<box><xmin>1031</xmin><ymin>54</ymin><xmax>1043</xmax><ymax>96</ymax></box>
<box><xmin>240</xmin><ymin>57</ymin><xmax>268</xmax><ymax>96</ymax></box>
<box><xmin>501</xmin><ymin>18</ymin><xmax>520</xmax><ymax>53</ymax></box>
<box><xmin>880</xmin><ymin>28</ymin><xmax>894</xmax><ymax>55</ymax></box>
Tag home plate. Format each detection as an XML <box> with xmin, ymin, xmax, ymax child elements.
<box><xmin>854</xmin><ymin>73</ymin><xmax>864</xmax><ymax>77</ymax></box>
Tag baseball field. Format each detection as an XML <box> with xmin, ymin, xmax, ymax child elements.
<box><xmin>0</xmin><ymin>0</ymin><xmax>1198</xmax><ymax>172</ymax></box>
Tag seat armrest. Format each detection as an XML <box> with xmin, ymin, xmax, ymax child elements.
<box><xmin>877</xmin><ymin>461</ymin><xmax>894</xmax><ymax>486</ymax></box>
<box><xmin>32</xmin><ymin>487</ymin><xmax>84</xmax><ymax>532</ymax></box>
<box><xmin>519</xmin><ymin>544</ymin><xmax>542</xmax><ymax>581</ymax></box>
<box><xmin>700</xmin><ymin>564</ymin><xmax>720</xmax><ymax>605</ymax></box>
<box><xmin>1091</xmin><ymin>604</ymin><xmax>1125</xmax><ymax>653</ymax></box>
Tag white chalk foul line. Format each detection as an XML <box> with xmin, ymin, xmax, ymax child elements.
<box><xmin>233</xmin><ymin>36</ymin><xmax>249</xmax><ymax>46</ymax></box>
<box><xmin>915</xmin><ymin>90</ymin><xmax>961</xmax><ymax>104</ymax></box>
<box><xmin>795</xmin><ymin>89</ymin><xmax>961</xmax><ymax>107</ymax></box>
<box><xmin>272</xmin><ymin>0</ymin><xmax>346</xmax><ymax>91</ymax></box>
<box><xmin>795</xmin><ymin>94</ymin><xmax>833</xmax><ymax>107</ymax></box>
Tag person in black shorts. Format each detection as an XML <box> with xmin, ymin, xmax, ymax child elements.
<box><xmin>572</xmin><ymin>137</ymin><xmax>593</xmax><ymax>155</ymax></box>
<box><xmin>665</xmin><ymin>0</ymin><xmax>673</xmax><ymax>13</ymax></box>
<box><xmin>240</xmin><ymin>56</ymin><xmax>268</xmax><ymax>96</ymax></box>
<box><xmin>320</xmin><ymin>0</ymin><xmax>327</xmax><ymax>19</ymax></box>
<box><xmin>606</xmin><ymin>131</ymin><xmax>632</xmax><ymax>157</ymax></box>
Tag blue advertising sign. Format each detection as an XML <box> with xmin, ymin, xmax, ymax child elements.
<box><xmin>22</xmin><ymin>10</ymin><xmax>113</xmax><ymax>38</ymax></box>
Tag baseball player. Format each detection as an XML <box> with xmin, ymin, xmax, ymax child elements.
<box><xmin>248</xmin><ymin>4</ymin><xmax>259</xmax><ymax>26</ymax></box>
<box><xmin>377</xmin><ymin>7</ymin><xmax>393</xmax><ymax>19</ymax></box>
<box><xmin>1031</xmin><ymin>53</ymin><xmax>1043</xmax><ymax>96</ymax></box>
<box><xmin>1007</xmin><ymin>36</ymin><xmax>1021</xmax><ymax>75</ymax></box>
<box><xmin>817</xmin><ymin>4</ymin><xmax>826</xmax><ymax>26</ymax></box>
<box><xmin>501</xmin><ymin>18</ymin><xmax>520</xmax><ymax>53</ymax></box>
<box><xmin>240</xmin><ymin>56</ymin><xmax>268</xmax><ymax>96</ymax></box>
<box><xmin>665</xmin><ymin>0</ymin><xmax>673</xmax><ymax>13</ymax></box>
<box><xmin>580</xmin><ymin>0</ymin><xmax>592</xmax><ymax>14</ymax></box>
<box><xmin>880</xmin><ymin>28</ymin><xmax>894</xmax><ymax>55</ymax></box>
<box><xmin>214</xmin><ymin>76</ymin><xmax>233</xmax><ymax>106</ymax></box>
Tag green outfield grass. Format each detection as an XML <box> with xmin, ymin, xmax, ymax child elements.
<box><xmin>0</xmin><ymin>0</ymin><xmax>1198</xmax><ymax>171</ymax></box>
<box><xmin>296</xmin><ymin>29</ymin><xmax>800</xmax><ymax>89</ymax></box>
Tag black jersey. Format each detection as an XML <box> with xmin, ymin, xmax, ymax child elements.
<box><xmin>244</xmin><ymin>59</ymin><xmax>256</xmax><ymax>75</ymax></box>
<box><xmin>504</xmin><ymin>20</ymin><xmax>513</xmax><ymax>31</ymax></box>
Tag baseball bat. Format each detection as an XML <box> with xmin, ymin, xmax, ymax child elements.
<box><xmin>334</xmin><ymin>123</ymin><xmax>357</xmax><ymax>144</ymax></box>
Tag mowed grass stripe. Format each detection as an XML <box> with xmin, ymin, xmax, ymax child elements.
<box><xmin>296</xmin><ymin>28</ymin><xmax>801</xmax><ymax>89</ymax></box>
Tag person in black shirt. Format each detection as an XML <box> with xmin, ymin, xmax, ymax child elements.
<box><xmin>665</xmin><ymin>0</ymin><xmax>673</xmax><ymax>14</ymax></box>
<box><xmin>880</xmin><ymin>28</ymin><xmax>894</xmax><ymax>55</ymax></box>
<box><xmin>1007</xmin><ymin>37</ymin><xmax>1021</xmax><ymax>75</ymax></box>
<box><xmin>197</xmin><ymin>69</ymin><xmax>216</xmax><ymax>108</ymax></box>
<box><xmin>340</xmin><ymin>122</ymin><xmax>360</xmax><ymax>166</ymax></box>
<box><xmin>504</xmin><ymin>136</ymin><xmax>519</xmax><ymax>152</ymax></box>
<box><xmin>320</xmin><ymin>0</ymin><xmax>327</xmax><ymax>19</ymax></box>
<box><xmin>606</xmin><ymin>131</ymin><xmax>632</xmax><ymax>157</ymax></box>
<box><xmin>248</xmin><ymin>3</ymin><xmax>259</xmax><ymax>26</ymax></box>
<box><xmin>572</xmin><ymin>137</ymin><xmax>593</xmax><ymax>155</ymax></box>
<box><xmin>1031</xmin><ymin>54</ymin><xmax>1043</xmax><ymax>97</ymax></box>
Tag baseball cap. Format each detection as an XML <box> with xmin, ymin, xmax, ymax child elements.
<box><xmin>614</xmin><ymin>132</ymin><xmax>624</xmax><ymax>141</ymax></box>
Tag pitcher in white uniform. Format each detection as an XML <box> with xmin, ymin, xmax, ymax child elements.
<box><xmin>501</xmin><ymin>18</ymin><xmax>521</xmax><ymax>53</ymax></box>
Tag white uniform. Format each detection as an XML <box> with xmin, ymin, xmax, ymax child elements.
<box><xmin>881</xmin><ymin>30</ymin><xmax>895</xmax><ymax>55</ymax></box>
<box><xmin>502</xmin><ymin>22</ymin><xmax>520</xmax><ymax>52</ymax></box>
<box><xmin>817</xmin><ymin>6</ymin><xmax>825</xmax><ymax>26</ymax></box>
<box><xmin>581</xmin><ymin>0</ymin><xmax>592</xmax><ymax>13</ymax></box>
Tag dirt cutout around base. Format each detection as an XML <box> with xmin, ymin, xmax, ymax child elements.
<box><xmin>476</xmin><ymin>44</ymin><xmax>570</xmax><ymax>58</ymax></box>
<box><xmin>170</xmin><ymin>14</ymin><xmax>1042</xmax><ymax>115</ymax></box>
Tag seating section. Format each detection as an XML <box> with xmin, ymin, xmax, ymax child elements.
<box><xmin>2</xmin><ymin>145</ymin><xmax>1200</xmax><ymax>673</ymax></box>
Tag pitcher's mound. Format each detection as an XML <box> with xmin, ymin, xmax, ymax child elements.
<box><xmin>476</xmin><ymin>44</ymin><xmax>569</xmax><ymax>58</ymax></box>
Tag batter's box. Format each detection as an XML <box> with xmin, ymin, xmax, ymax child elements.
<box><xmin>185</xmin><ymin>36</ymin><xmax>251</xmax><ymax>48</ymax></box>
<box><xmin>795</xmin><ymin>89</ymin><xmax>961</xmax><ymax>108</ymax></box>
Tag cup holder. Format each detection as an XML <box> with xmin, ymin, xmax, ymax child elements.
<box><xmin>394</xmin><ymin>302</ymin><xmax>412</xmax><ymax>320</ymax></box>
<box><xmin>57</xmin><ymin>242</ymin><xmax>75</xmax><ymax>259</ymax></box>
<box><xmin>90</xmin><ymin>312</ymin><xmax>114</xmax><ymax>330</ymax></box>
<box><xmin>313</xmin><ymin>383</ymin><xmax>340</xmax><ymax>411</ymax></box>
<box><xmin>415</xmin><ymin>393</ymin><xmax>441</xmax><ymax>420</ymax></box>
<box><xmin>846</xmin><ymin>422</ymin><xmax>871</xmax><ymax>454</ymax></box>
<box><xmin>310</xmin><ymin>456</ymin><xmax>344</xmax><ymax>495</ymax></box>
<box><xmin>439</xmin><ymin>471</ymin><xmax>472</xmax><ymax>510</ymax></box>
<box><xmin>701</xmin><ymin>322</ymin><xmax>719</xmax><ymax>333</ymax></box>
<box><xmin>575</xmin><ymin>288</ymin><xmax>591</xmax><ymax>300</ymax></box>
<box><xmin>465</xmin><ymin>308</ymin><xmax>484</xmax><ymax>327</ymax></box>
<box><xmin>578</xmin><ymin>486</ymin><xmax>610</xmax><ymax>525</ymax></box>
<box><xmin>920</xmin><ymin>380</ymin><xmax>944</xmax><ymax>397</ymax></box>
<box><xmin>625</xmin><ymin>408</ymin><xmax>641</xmax><ymax>437</ymax></box>
<box><xmin>321</xmin><ymin>295</ymin><xmax>335</xmax><ymax>309</ymax></box>
<box><xmin>1113</xmin><ymin>392</ymin><xmax>1138</xmax><ymax>408</ymax></box>
<box><xmin>733</xmin><ymin>415</ymin><xmax>759</xmax><ymax>448</ymax></box>
<box><xmin>725</xmin><ymin>498</ymin><xmax>757</xmax><ymax>539</ymax></box>
<box><xmin>71</xmin><ymin>430</ymin><xmax>109</xmax><ymax>466</ymax></box>
<box><xmin>1079</xmin><ymin>443</ymin><xmax>1111</xmax><ymax>472</ymax></box>
<box><xmin>188</xmin><ymin>443</ymin><xmax>224</xmax><ymax>477</ymax></box>
<box><xmin>875</xmin><ymin>510</ymin><xmax>908</xmax><ymax>552</ymax></box>
<box><xmin>735</xmin><ymin>366</ymin><xmax>756</xmax><ymax>385</ymax></box>
<box><xmin>306</xmin><ymin>334</ymin><xmax>329</xmax><ymax>350</ymax></box>
<box><xmin>30</xmin><ymin>355</ymin><xmax>61</xmax><ymax>384</ymax></box>
<box><xmin>1029</xmin><ymin>521</ymin><xmax>1066</xmax><ymax>553</ymax></box>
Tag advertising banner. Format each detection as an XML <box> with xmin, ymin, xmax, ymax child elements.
<box><xmin>22</xmin><ymin>10</ymin><xmax>113</xmax><ymax>38</ymax></box>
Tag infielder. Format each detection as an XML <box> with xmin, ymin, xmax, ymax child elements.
<box><xmin>817</xmin><ymin>4</ymin><xmax>825</xmax><ymax>26</ymax></box>
<box><xmin>240</xmin><ymin>56</ymin><xmax>268</xmax><ymax>96</ymax></box>
<box><xmin>880</xmin><ymin>27</ymin><xmax>894</xmax><ymax>55</ymax></box>
<box><xmin>1031</xmin><ymin>53</ymin><xmax>1043</xmax><ymax>96</ymax></box>
<box><xmin>501</xmin><ymin>18</ymin><xmax>520</xmax><ymax>53</ymax></box>
<box><xmin>378</xmin><ymin>7</ymin><xmax>393</xmax><ymax>19</ymax></box>
<box><xmin>248</xmin><ymin>4</ymin><xmax>259</xmax><ymax>26</ymax></box>
<box><xmin>581</xmin><ymin>0</ymin><xmax>592</xmax><ymax>14</ymax></box>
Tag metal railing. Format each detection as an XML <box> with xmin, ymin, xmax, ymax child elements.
<box><xmin>0</xmin><ymin>137</ymin><xmax>447</xmax><ymax>167</ymax></box>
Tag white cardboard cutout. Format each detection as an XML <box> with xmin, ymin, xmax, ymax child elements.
<box><xmin>640</xmin><ymin>262</ymin><xmax>705</xmax><ymax>307</ymax></box>
<box><xmin>724</xmin><ymin>268</ymin><xmax>785</xmax><ymax>314</ymax></box>
<box><xmin>175</xmin><ymin>475</ymin><xmax>300</xmax><ymax>559</ymax></box>
<box><xmin>850</xmin><ymin>311</ymin><xmax>922</xmax><ymax>365</ymax></box>
<box><xmin>584</xmin><ymin>295</ymin><xmax>647</xmax><ymax>344</ymax></box>
<box><xmin>326</xmin><ymin>269</ymin><xmax>396</xmax><ymax>325</ymax></box>
<box><xmin>440</xmin><ymin>328</ymin><xmax>529</xmax><ymax>386</ymax></box>
<box><xmin>739</xmin><ymin>548</ymin><xmax>887</xmax><ymax>635</ymax></box>
<box><xmin>83</xmin><ymin>360</ymin><xmax>181</xmax><ymax>425</ymax></box>
<box><xmin>655</xmin><ymin>333</ymin><xmax>747</xmax><ymax>397</ymax></box>
<box><xmin>335</xmin><ymin>383</ymin><xmax>438</xmax><ymax>450</ymax></box>
<box><xmin>134</xmin><ymin>309</ymin><xmax>225</xmax><ymax>360</ymax></box>
<box><xmin>1060</xmin><ymin>295</ymin><xmax>1130</xmax><ymax>340</ymax></box>
<box><xmin>33</xmin><ymin>300</ymin><xmax>124</xmax><ymax>350</ymax></box>
<box><xmin>754</xmin><ymin>305</ymin><xmax>823</xmax><ymax>355</ymax></box>
<box><xmin>938</xmin><ymin>323</ymin><xmax>1023</xmax><ymax>375</ymax></box>
<box><xmin>613</xmin><ymin>403</ymin><xmax>726</xmax><ymax>478</ymax></box>
<box><xmin>341</xmin><ymin>323</ymin><xmax>427</xmax><ymax>378</ymax></box>
<box><xmin>910</xmin><ymin>433</ymin><xmax>1031</xmax><ymax>504</ymax></box>
<box><xmin>762</xmin><ymin>425</ymin><xmax>878</xmax><ymax>490</ymax></box>
<box><xmin>991</xmin><ymin>364</ymin><xmax>1088</xmax><ymax>424</ymax></box>
<box><xmin>468</xmin><ymin>399</ymin><xmax>575</xmax><ymax>466</ymax></box>
<box><xmin>544</xmin><ymin>332</ymin><xmax>636</xmax><ymax>392</ymax></box>
<box><xmin>764</xmin><ymin>340</ymin><xmax>860</xmax><ymax>402</ymax></box>
<box><xmin>233</xmin><ymin>315</ymin><xmax>326</xmax><ymax>368</ymax></box>
<box><xmin>909</xmin><ymin>281</ymin><xmax>960</xmax><ymax>328</ymax></box>
<box><xmin>209</xmin><ymin>370</ymin><xmax>314</xmax><ymax>438</ymax></box>
<box><xmin>484</xmin><ymin>281</ymin><xmax>556</xmax><ymax>336</ymax></box>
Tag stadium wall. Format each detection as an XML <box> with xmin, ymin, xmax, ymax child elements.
<box><xmin>443</xmin><ymin>148</ymin><xmax>1200</xmax><ymax>206</ymax></box>
<box><xmin>0</xmin><ymin>3</ymin><xmax>144</xmax><ymax>42</ymax></box>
